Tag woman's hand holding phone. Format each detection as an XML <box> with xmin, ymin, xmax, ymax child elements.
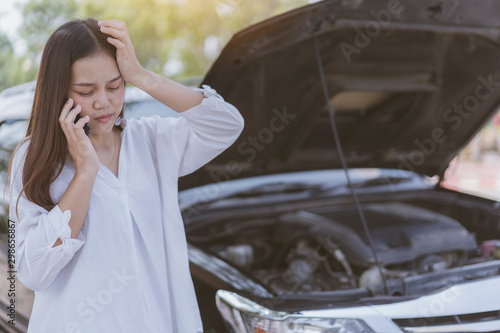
<box><xmin>74</xmin><ymin>114</ymin><xmax>91</xmax><ymax>137</ymax></box>
<box><xmin>59</xmin><ymin>98</ymin><xmax>99</xmax><ymax>177</ymax></box>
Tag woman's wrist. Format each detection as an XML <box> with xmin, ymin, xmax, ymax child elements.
<box><xmin>126</xmin><ymin>66</ymin><xmax>152</xmax><ymax>90</ymax></box>
<box><xmin>74</xmin><ymin>166</ymin><xmax>99</xmax><ymax>181</ymax></box>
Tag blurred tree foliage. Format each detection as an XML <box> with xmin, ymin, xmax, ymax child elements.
<box><xmin>0</xmin><ymin>0</ymin><xmax>309</xmax><ymax>92</ymax></box>
<box><xmin>19</xmin><ymin>0</ymin><xmax>79</xmax><ymax>58</ymax></box>
<box><xmin>0</xmin><ymin>31</ymin><xmax>38</xmax><ymax>92</ymax></box>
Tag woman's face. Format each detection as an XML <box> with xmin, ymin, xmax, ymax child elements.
<box><xmin>67</xmin><ymin>52</ymin><xmax>125</xmax><ymax>137</ymax></box>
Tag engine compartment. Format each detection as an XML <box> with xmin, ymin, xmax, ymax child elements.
<box><xmin>188</xmin><ymin>202</ymin><xmax>498</xmax><ymax>294</ymax></box>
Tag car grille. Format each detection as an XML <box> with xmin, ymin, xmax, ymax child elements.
<box><xmin>393</xmin><ymin>310</ymin><xmax>500</xmax><ymax>333</ymax></box>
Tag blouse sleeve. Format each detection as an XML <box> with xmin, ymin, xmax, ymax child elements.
<box><xmin>154</xmin><ymin>84</ymin><xmax>244</xmax><ymax>178</ymax></box>
<box><xmin>9</xmin><ymin>141</ymin><xmax>86</xmax><ymax>291</ymax></box>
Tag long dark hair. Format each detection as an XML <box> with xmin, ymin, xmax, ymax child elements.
<box><xmin>7</xmin><ymin>18</ymin><xmax>122</xmax><ymax>214</ymax></box>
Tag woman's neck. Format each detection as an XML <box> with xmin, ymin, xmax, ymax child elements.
<box><xmin>90</xmin><ymin>127</ymin><xmax>116</xmax><ymax>151</ymax></box>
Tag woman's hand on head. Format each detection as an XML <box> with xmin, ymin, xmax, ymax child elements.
<box><xmin>98</xmin><ymin>19</ymin><xmax>144</xmax><ymax>86</ymax></box>
<box><xmin>59</xmin><ymin>98</ymin><xmax>99</xmax><ymax>177</ymax></box>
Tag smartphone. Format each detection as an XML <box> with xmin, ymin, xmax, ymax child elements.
<box><xmin>74</xmin><ymin>114</ymin><xmax>91</xmax><ymax>136</ymax></box>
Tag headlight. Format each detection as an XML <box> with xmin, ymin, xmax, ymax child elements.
<box><xmin>216</xmin><ymin>290</ymin><xmax>375</xmax><ymax>333</ymax></box>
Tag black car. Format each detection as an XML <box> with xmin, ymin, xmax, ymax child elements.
<box><xmin>3</xmin><ymin>0</ymin><xmax>500</xmax><ymax>332</ymax></box>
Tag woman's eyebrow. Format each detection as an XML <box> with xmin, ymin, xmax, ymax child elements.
<box><xmin>109</xmin><ymin>75</ymin><xmax>122</xmax><ymax>83</ymax></box>
<box><xmin>72</xmin><ymin>75</ymin><xmax>122</xmax><ymax>86</ymax></box>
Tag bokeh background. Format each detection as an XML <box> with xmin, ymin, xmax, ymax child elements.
<box><xmin>0</xmin><ymin>0</ymin><xmax>315</xmax><ymax>91</ymax></box>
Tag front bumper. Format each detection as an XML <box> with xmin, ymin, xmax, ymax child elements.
<box><xmin>216</xmin><ymin>275</ymin><xmax>500</xmax><ymax>332</ymax></box>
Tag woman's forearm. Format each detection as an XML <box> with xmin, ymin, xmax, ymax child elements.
<box><xmin>52</xmin><ymin>172</ymin><xmax>97</xmax><ymax>247</ymax></box>
<box><xmin>130</xmin><ymin>68</ymin><xmax>204</xmax><ymax>113</ymax></box>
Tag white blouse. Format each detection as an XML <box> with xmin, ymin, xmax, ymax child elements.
<box><xmin>9</xmin><ymin>85</ymin><xmax>244</xmax><ymax>333</ymax></box>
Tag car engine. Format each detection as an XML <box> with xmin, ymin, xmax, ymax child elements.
<box><xmin>190</xmin><ymin>202</ymin><xmax>486</xmax><ymax>293</ymax></box>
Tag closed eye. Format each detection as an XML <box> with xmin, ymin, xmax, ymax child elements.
<box><xmin>108</xmin><ymin>86</ymin><xmax>120</xmax><ymax>90</ymax></box>
<box><xmin>78</xmin><ymin>91</ymin><xmax>93</xmax><ymax>96</ymax></box>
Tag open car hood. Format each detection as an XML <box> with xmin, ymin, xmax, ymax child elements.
<box><xmin>179</xmin><ymin>0</ymin><xmax>500</xmax><ymax>190</ymax></box>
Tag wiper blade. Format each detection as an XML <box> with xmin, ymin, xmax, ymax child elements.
<box><xmin>233</xmin><ymin>182</ymin><xmax>322</xmax><ymax>197</ymax></box>
<box><xmin>326</xmin><ymin>175</ymin><xmax>412</xmax><ymax>191</ymax></box>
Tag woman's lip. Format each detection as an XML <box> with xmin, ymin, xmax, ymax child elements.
<box><xmin>95</xmin><ymin>114</ymin><xmax>112</xmax><ymax>123</ymax></box>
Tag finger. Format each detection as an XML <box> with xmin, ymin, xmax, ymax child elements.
<box><xmin>65</xmin><ymin>104</ymin><xmax>82</xmax><ymax>125</ymax></box>
<box><xmin>59</xmin><ymin>98</ymin><xmax>74</xmax><ymax>122</ymax></box>
<box><xmin>63</xmin><ymin>105</ymin><xmax>82</xmax><ymax>140</ymax></box>
<box><xmin>98</xmin><ymin>19</ymin><xmax>126</xmax><ymax>31</ymax></box>
<box><xmin>106</xmin><ymin>37</ymin><xmax>126</xmax><ymax>50</ymax></box>
<box><xmin>74</xmin><ymin>114</ymin><xmax>89</xmax><ymax>128</ymax></box>
<box><xmin>59</xmin><ymin>99</ymin><xmax>75</xmax><ymax>139</ymax></box>
<box><xmin>99</xmin><ymin>26</ymin><xmax>126</xmax><ymax>40</ymax></box>
<box><xmin>74</xmin><ymin>115</ymin><xmax>90</xmax><ymax>138</ymax></box>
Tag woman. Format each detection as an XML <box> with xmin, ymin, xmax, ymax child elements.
<box><xmin>8</xmin><ymin>18</ymin><xmax>244</xmax><ymax>332</ymax></box>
